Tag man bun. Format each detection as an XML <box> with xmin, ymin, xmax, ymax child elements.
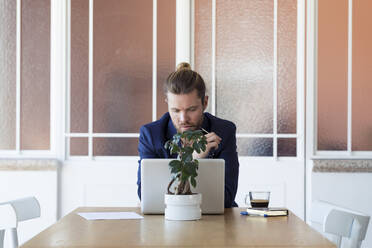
<box><xmin>176</xmin><ymin>62</ymin><xmax>191</xmax><ymax>71</ymax></box>
<box><xmin>165</xmin><ymin>62</ymin><xmax>206</xmax><ymax>103</ymax></box>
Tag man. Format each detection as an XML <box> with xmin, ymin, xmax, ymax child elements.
<box><xmin>137</xmin><ymin>63</ymin><xmax>239</xmax><ymax>208</ymax></box>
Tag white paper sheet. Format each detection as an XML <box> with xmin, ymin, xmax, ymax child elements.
<box><xmin>77</xmin><ymin>211</ymin><xmax>144</xmax><ymax>220</ymax></box>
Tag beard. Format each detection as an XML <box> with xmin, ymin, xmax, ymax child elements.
<box><xmin>175</xmin><ymin>114</ymin><xmax>204</xmax><ymax>133</ymax></box>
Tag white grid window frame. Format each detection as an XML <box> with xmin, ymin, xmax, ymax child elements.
<box><xmin>191</xmin><ymin>0</ymin><xmax>305</xmax><ymax>160</ymax></box>
<box><xmin>0</xmin><ymin>0</ymin><xmax>305</xmax><ymax>161</ymax></box>
<box><xmin>0</xmin><ymin>0</ymin><xmax>59</xmax><ymax>159</ymax></box>
<box><xmin>64</xmin><ymin>0</ymin><xmax>156</xmax><ymax>160</ymax></box>
<box><xmin>306</xmin><ymin>0</ymin><xmax>372</xmax><ymax>160</ymax></box>
<box><xmin>64</xmin><ymin>0</ymin><xmax>305</xmax><ymax>161</ymax></box>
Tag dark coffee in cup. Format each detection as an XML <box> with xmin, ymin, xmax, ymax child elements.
<box><xmin>250</xmin><ymin>199</ymin><xmax>269</xmax><ymax>208</ymax></box>
<box><xmin>246</xmin><ymin>191</ymin><xmax>270</xmax><ymax>208</ymax></box>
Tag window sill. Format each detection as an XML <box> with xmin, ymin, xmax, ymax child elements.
<box><xmin>312</xmin><ymin>159</ymin><xmax>372</xmax><ymax>173</ymax></box>
<box><xmin>0</xmin><ymin>159</ymin><xmax>60</xmax><ymax>171</ymax></box>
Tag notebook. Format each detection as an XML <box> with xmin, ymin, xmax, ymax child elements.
<box><xmin>246</xmin><ymin>207</ymin><xmax>289</xmax><ymax>217</ymax></box>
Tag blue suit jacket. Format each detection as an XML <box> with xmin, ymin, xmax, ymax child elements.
<box><xmin>137</xmin><ymin>112</ymin><xmax>239</xmax><ymax>208</ymax></box>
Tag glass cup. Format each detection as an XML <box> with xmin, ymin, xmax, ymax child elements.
<box><xmin>245</xmin><ymin>191</ymin><xmax>270</xmax><ymax>208</ymax></box>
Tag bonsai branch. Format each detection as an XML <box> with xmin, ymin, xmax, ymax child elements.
<box><xmin>165</xmin><ymin>130</ymin><xmax>207</xmax><ymax>195</ymax></box>
<box><xmin>166</xmin><ymin>174</ymin><xmax>192</xmax><ymax>195</ymax></box>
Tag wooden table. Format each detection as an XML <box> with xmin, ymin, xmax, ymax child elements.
<box><xmin>22</xmin><ymin>207</ymin><xmax>335</xmax><ymax>248</ymax></box>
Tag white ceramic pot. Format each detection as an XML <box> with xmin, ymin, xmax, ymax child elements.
<box><xmin>164</xmin><ymin>193</ymin><xmax>202</xmax><ymax>221</ymax></box>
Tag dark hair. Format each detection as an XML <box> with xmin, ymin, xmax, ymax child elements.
<box><xmin>164</xmin><ymin>62</ymin><xmax>206</xmax><ymax>102</ymax></box>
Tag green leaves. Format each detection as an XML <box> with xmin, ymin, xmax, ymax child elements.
<box><xmin>169</xmin><ymin>160</ymin><xmax>182</xmax><ymax>174</ymax></box>
<box><xmin>164</xmin><ymin>129</ymin><xmax>207</xmax><ymax>194</ymax></box>
<box><xmin>170</xmin><ymin>144</ymin><xmax>179</xmax><ymax>155</ymax></box>
<box><xmin>190</xmin><ymin>177</ymin><xmax>196</xmax><ymax>188</ymax></box>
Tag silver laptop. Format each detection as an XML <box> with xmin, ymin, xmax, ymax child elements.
<box><xmin>141</xmin><ymin>158</ymin><xmax>225</xmax><ymax>214</ymax></box>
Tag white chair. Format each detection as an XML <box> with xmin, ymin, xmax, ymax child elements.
<box><xmin>311</xmin><ymin>200</ymin><xmax>370</xmax><ymax>248</ymax></box>
<box><xmin>0</xmin><ymin>197</ymin><xmax>40</xmax><ymax>248</ymax></box>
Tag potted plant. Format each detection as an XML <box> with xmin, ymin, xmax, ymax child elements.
<box><xmin>164</xmin><ymin>130</ymin><xmax>207</xmax><ymax>220</ymax></box>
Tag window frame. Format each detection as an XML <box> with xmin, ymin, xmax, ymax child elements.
<box><xmin>0</xmin><ymin>0</ymin><xmax>58</xmax><ymax>158</ymax></box>
<box><xmin>1</xmin><ymin>0</ymin><xmax>306</xmax><ymax>161</ymax></box>
<box><xmin>191</xmin><ymin>0</ymin><xmax>305</xmax><ymax>160</ymax></box>
<box><xmin>64</xmin><ymin>0</ymin><xmax>154</xmax><ymax>160</ymax></box>
<box><xmin>307</xmin><ymin>0</ymin><xmax>372</xmax><ymax>160</ymax></box>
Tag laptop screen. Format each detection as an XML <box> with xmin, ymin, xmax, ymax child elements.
<box><xmin>141</xmin><ymin>158</ymin><xmax>225</xmax><ymax>214</ymax></box>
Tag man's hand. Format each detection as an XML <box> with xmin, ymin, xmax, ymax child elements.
<box><xmin>193</xmin><ymin>132</ymin><xmax>222</xmax><ymax>159</ymax></box>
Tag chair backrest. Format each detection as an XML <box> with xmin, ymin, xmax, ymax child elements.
<box><xmin>324</xmin><ymin>209</ymin><xmax>370</xmax><ymax>248</ymax></box>
<box><xmin>311</xmin><ymin>200</ymin><xmax>370</xmax><ymax>248</ymax></box>
<box><xmin>0</xmin><ymin>204</ymin><xmax>17</xmax><ymax>248</ymax></box>
<box><xmin>0</xmin><ymin>197</ymin><xmax>40</xmax><ymax>248</ymax></box>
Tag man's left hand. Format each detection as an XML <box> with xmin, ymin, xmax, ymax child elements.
<box><xmin>193</xmin><ymin>132</ymin><xmax>222</xmax><ymax>159</ymax></box>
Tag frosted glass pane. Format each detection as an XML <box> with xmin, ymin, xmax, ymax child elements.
<box><xmin>352</xmin><ymin>0</ymin><xmax>372</xmax><ymax>151</ymax></box>
<box><xmin>237</xmin><ymin>138</ymin><xmax>273</xmax><ymax>157</ymax></box>
<box><xmin>0</xmin><ymin>0</ymin><xmax>16</xmax><ymax>149</ymax></box>
<box><xmin>317</xmin><ymin>0</ymin><xmax>348</xmax><ymax>150</ymax></box>
<box><xmin>216</xmin><ymin>0</ymin><xmax>273</xmax><ymax>134</ymax></box>
<box><xmin>93</xmin><ymin>138</ymin><xmax>138</xmax><ymax>156</ymax></box>
<box><xmin>70</xmin><ymin>0</ymin><xmax>89</xmax><ymax>133</ymax></box>
<box><xmin>93</xmin><ymin>0</ymin><xmax>152</xmax><ymax>133</ymax></box>
<box><xmin>278</xmin><ymin>138</ymin><xmax>296</xmax><ymax>157</ymax></box>
<box><xmin>278</xmin><ymin>0</ymin><xmax>296</xmax><ymax>134</ymax></box>
<box><xmin>195</xmin><ymin>0</ymin><xmax>212</xmax><ymax>114</ymax></box>
<box><xmin>21</xmin><ymin>0</ymin><xmax>50</xmax><ymax>150</ymax></box>
<box><xmin>157</xmin><ymin>0</ymin><xmax>175</xmax><ymax>119</ymax></box>
<box><xmin>70</xmin><ymin>138</ymin><xmax>88</xmax><ymax>156</ymax></box>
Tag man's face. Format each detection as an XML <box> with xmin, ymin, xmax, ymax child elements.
<box><xmin>166</xmin><ymin>90</ymin><xmax>208</xmax><ymax>133</ymax></box>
